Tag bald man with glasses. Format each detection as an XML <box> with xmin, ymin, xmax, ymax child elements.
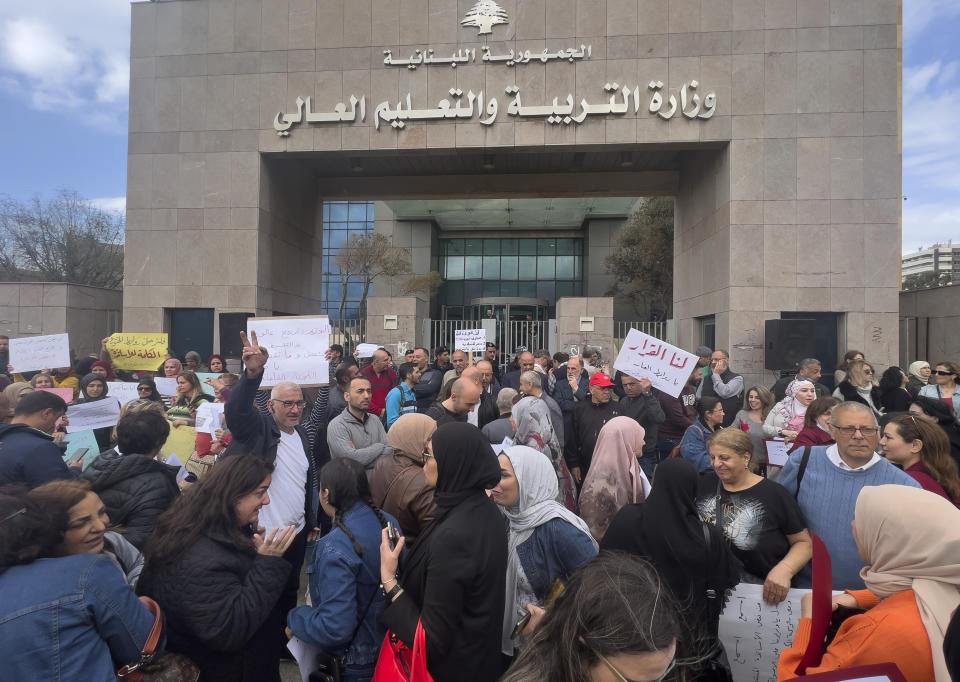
<box><xmin>777</xmin><ymin>401</ymin><xmax>920</xmax><ymax>590</ymax></box>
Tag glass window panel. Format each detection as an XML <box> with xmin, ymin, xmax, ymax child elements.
<box><xmin>500</xmin><ymin>256</ymin><xmax>518</xmax><ymax>280</ymax></box>
<box><xmin>538</xmin><ymin>239</ymin><xmax>556</xmax><ymax>255</ymax></box>
<box><xmin>329</xmin><ymin>222</ymin><xmax>349</xmax><ymax>231</ymax></box>
<box><xmin>519</xmin><ymin>240</ymin><xmax>537</xmax><ymax>255</ymax></box>
<box><xmin>483</xmin><ymin>256</ymin><xmax>500</xmax><ymax>279</ymax></box>
<box><xmin>446</xmin><ymin>239</ymin><xmax>464</xmax><ymax>256</ymax></box>
<box><xmin>556</xmin><ymin>282</ymin><xmax>574</xmax><ymax>298</ymax></box>
<box><xmin>482</xmin><ymin>280</ymin><xmax>500</xmax><ymax>297</ymax></box>
<box><xmin>556</xmin><ymin>239</ymin><xmax>576</xmax><ymax>255</ymax></box>
<box><xmin>572</xmin><ymin>281</ymin><xmax>583</xmax><ymax>296</ymax></box>
<box><xmin>326</xmin><ymin>230</ymin><xmax>349</xmax><ymax>250</ymax></box>
<box><xmin>500</xmin><ymin>281</ymin><xmax>518</xmax><ymax>296</ymax></box>
<box><xmin>537</xmin><ymin>281</ymin><xmax>556</xmax><ymax>301</ymax></box>
<box><xmin>366</xmin><ymin>202</ymin><xmax>376</xmax><ymax>220</ymax></box>
<box><xmin>574</xmin><ymin>239</ymin><xmax>584</xmax><ymax>254</ymax></box>
<box><xmin>348</xmin><ymin>203</ymin><xmax>367</xmax><ymax>221</ymax></box>
<box><xmin>465</xmin><ymin>256</ymin><xmax>482</xmax><ymax>278</ymax></box>
<box><xmin>518</xmin><ymin>282</ymin><xmax>537</xmax><ymax>298</ymax></box>
<box><xmin>464</xmin><ymin>239</ymin><xmax>483</xmax><ymax>255</ymax></box>
<box><xmin>346</xmin><ymin>282</ymin><xmax>364</xmax><ymax>299</ymax></box>
<box><xmin>464</xmin><ymin>280</ymin><xmax>482</xmax><ymax>301</ymax></box>
<box><xmin>518</xmin><ymin>256</ymin><xmax>537</xmax><ymax>280</ymax></box>
<box><xmin>483</xmin><ymin>239</ymin><xmax>500</xmax><ymax>255</ymax></box>
<box><xmin>501</xmin><ymin>239</ymin><xmax>518</xmax><ymax>255</ymax></box>
<box><xmin>327</xmin><ymin>203</ymin><xmax>348</xmax><ymax>221</ymax></box>
<box><xmin>444</xmin><ymin>280</ymin><xmax>464</xmax><ymax>305</ymax></box>
<box><xmin>556</xmin><ymin>256</ymin><xmax>575</xmax><ymax>279</ymax></box>
<box><xmin>538</xmin><ymin>256</ymin><xmax>555</xmax><ymax>279</ymax></box>
<box><xmin>445</xmin><ymin>256</ymin><xmax>464</xmax><ymax>279</ymax></box>
<box><xmin>574</xmin><ymin>257</ymin><xmax>582</xmax><ymax>279</ymax></box>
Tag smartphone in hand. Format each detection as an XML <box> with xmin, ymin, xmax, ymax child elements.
<box><xmin>387</xmin><ymin>521</ymin><xmax>399</xmax><ymax>550</ymax></box>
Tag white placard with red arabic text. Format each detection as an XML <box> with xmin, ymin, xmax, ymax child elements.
<box><xmin>613</xmin><ymin>329</ymin><xmax>697</xmax><ymax>398</ymax></box>
<box><xmin>247</xmin><ymin>315</ymin><xmax>331</xmax><ymax>387</ymax></box>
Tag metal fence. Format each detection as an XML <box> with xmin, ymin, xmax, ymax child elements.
<box><xmin>613</xmin><ymin>320</ymin><xmax>670</xmax><ymax>356</ymax></box>
<box><xmin>329</xmin><ymin>318</ymin><xmax>366</xmax><ymax>351</ymax></box>
<box><xmin>426</xmin><ymin>319</ymin><xmax>550</xmax><ymax>371</ymax></box>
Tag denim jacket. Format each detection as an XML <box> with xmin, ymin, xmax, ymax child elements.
<box><xmin>288</xmin><ymin>503</ymin><xmax>400</xmax><ymax>669</ymax></box>
<box><xmin>516</xmin><ymin>518</ymin><xmax>597</xmax><ymax>599</ymax></box>
<box><xmin>680</xmin><ymin>419</ymin><xmax>714</xmax><ymax>473</ymax></box>
<box><xmin>0</xmin><ymin>554</ymin><xmax>157</xmax><ymax>681</ymax></box>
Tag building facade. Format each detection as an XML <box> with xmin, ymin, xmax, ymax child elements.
<box><xmin>901</xmin><ymin>243</ymin><xmax>960</xmax><ymax>280</ymax></box>
<box><xmin>125</xmin><ymin>0</ymin><xmax>902</xmax><ymax>384</ymax></box>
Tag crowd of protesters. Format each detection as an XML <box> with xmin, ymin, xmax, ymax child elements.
<box><xmin>1</xmin><ymin>328</ymin><xmax>959</xmax><ymax>682</ymax></box>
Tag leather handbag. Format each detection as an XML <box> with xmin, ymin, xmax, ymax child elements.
<box><xmin>116</xmin><ymin>596</ymin><xmax>199</xmax><ymax>682</ymax></box>
<box><xmin>371</xmin><ymin>620</ymin><xmax>434</xmax><ymax>682</ymax></box>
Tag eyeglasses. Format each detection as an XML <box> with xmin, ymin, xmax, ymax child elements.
<box><xmin>594</xmin><ymin>649</ymin><xmax>676</xmax><ymax>682</ymax></box>
<box><xmin>830</xmin><ymin>423</ymin><xmax>881</xmax><ymax>437</ymax></box>
<box><xmin>934</xmin><ymin>370</ymin><xmax>955</xmax><ymax>376</ymax></box>
<box><xmin>275</xmin><ymin>399</ymin><xmax>306</xmax><ymax>409</ymax></box>
<box><xmin>863</xmin><ymin>369</ymin><xmax>874</xmax><ymax>375</ymax></box>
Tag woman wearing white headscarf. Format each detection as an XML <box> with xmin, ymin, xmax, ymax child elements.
<box><xmin>488</xmin><ymin>446</ymin><xmax>597</xmax><ymax>657</ymax></box>
<box><xmin>778</xmin><ymin>484</ymin><xmax>960</xmax><ymax>681</ymax></box>
<box><xmin>511</xmin><ymin>396</ymin><xmax>576</xmax><ymax>511</ymax></box>
<box><xmin>907</xmin><ymin>361</ymin><xmax>932</xmax><ymax>398</ymax></box>
<box><xmin>763</xmin><ymin>379</ymin><xmax>817</xmax><ymax>443</ymax></box>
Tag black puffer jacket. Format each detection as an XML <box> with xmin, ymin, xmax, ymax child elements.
<box><xmin>138</xmin><ymin>533</ymin><xmax>290</xmax><ymax>682</ymax></box>
<box><xmin>81</xmin><ymin>451</ymin><xmax>180</xmax><ymax>549</ymax></box>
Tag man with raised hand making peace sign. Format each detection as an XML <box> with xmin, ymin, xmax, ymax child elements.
<box><xmin>222</xmin><ymin>330</ymin><xmax>320</xmax><ymax>659</ymax></box>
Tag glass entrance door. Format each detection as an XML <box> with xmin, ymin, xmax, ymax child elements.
<box><xmin>470</xmin><ymin>297</ymin><xmax>548</xmax><ymax>356</ymax></box>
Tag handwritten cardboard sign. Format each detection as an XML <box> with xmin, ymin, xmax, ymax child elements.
<box><xmin>154</xmin><ymin>377</ymin><xmax>179</xmax><ymax>396</ymax></box>
<box><xmin>356</xmin><ymin>343</ymin><xmax>379</xmax><ymax>358</ymax></box>
<box><xmin>195</xmin><ymin>401</ymin><xmax>225</xmax><ymax>435</ymax></box>
<box><xmin>62</xmin><ymin>429</ymin><xmax>102</xmax><ymax>470</ymax></box>
<box><xmin>66</xmin><ymin>398</ymin><xmax>121</xmax><ymax>433</ymax></box>
<box><xmin>454</xmin><ymin>328</ymin><xmax>486</xmax><ymax>353</ymax></box>
<box><xmin>718</xmin><ymin>583</ymin><xmax>807</xmax><ymax>682</ymax></box>
<box><xmin>612</xmin><ymin>329</ymin><xmax>697</xmax><ymax>399</ymax></box>
<box><xmin>107</xmin><ymin>382</ymin><xmax>141</xmax><ymax>406</ymax></box>
<box><xmin>9</xmin><ymin>333</ymin><xmax>71</xmax><ymax>373</ymax></box>
<box><xmin>105</xmin><ymin>333</ymin><xmax>169</xmax><ymax>370</ymax></box>
<box><xmin>247</xmin><ymin>315</ymin><xmax>331</xmax><ymax>388</ymax></box>
<box><xmin>764</xmin><ymin>439</ymin><xmax>792</xmax><ymax>468</ymax></box>
<box><xmin>38</xmin><ymin>387</ymin><xmax>74</xmax><ymax>404</ymax></box>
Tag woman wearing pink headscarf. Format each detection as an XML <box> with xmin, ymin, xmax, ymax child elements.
<box><xmin>578</xmin><ymin>416</ymin><xmax>652</xmax><ymax>541</ymax></box>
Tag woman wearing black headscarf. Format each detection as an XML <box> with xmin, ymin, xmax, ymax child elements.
<box><xmin>378</xmin><ymin>422</ymin><xmax>507</xmax><ymax>682</ymax></box>
<box><xmin>76</xmin><ymin>372</ymin><xmax>114</xmax><ymax>450</ymax></box>
<box><xmin>601</xmin><ymin>458</ymin><xmax>742</xmax><ymax>681</ymax></box>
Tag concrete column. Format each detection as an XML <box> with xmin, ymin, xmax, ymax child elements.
<box><xmin>365</xmin><ymin>296</ymin><xmax>429</xmax><ymax>358</ymax></box>
<box><xmin>555</xmin><ymin>297</ymin><xmax>614</xmax><ymax>361</ymax></box>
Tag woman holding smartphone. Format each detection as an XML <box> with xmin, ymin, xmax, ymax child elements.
<box><xmin>378</xmin><ymin>422</ymin><xmax>507</xmax><ymax>682</ymax></box>
<box><xmin>287</xmin><ymin>458</ymin><xmax>399</xmax><ymax>682</ymax></box>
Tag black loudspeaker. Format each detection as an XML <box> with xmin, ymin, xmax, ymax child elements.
<box><xmin>219</xmin><ymin>312</ymin><xmax>254</xmax><ymax>358</ymax></box>
<box><xmin>765</xmin><ymin>319</ymin><xmax>816</xmax><ymax>371</ymax></box>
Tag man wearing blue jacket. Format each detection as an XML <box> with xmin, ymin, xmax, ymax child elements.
<box><xmin>0</xmin><ymin>390</ymin><xmax>72</xmax><ymax>487</ymax></box>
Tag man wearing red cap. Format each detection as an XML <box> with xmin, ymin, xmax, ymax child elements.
<box><xmin>565</xmin><ymin>372</ymin><xmax>621</xmax><ymax>484</ymax></box>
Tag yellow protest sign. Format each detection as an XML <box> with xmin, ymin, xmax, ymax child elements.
<box><xmin>161</xmin><ymin>425</ymin><xmax>197</xmax><ymax>462</ymax></box>
<box><xmin>105</xmin><ymin>333</ymin><xmax>169</xmax><ymax>370</ymax></box>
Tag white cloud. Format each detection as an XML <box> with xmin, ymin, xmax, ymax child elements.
<box><xmin>87</xmin><ymin>196</ymin><xmax>126</xmax><ymax>214</ymax></box>
<box><xmin>902</xmin><ymin>201</ymin><xmax>960</xmax><ymax>254</ymax></box>
<box><xmin>0</xmin><ymin>1</ymin><xmax>130</xmax><ymax>131</ymax></box>
<box><xmin>904</xmin><ymin>0</ymin><xmax>960</xmax><ymax>40</ymax></box>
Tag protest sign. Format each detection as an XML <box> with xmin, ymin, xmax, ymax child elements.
<box><xmin>356</xmin><ymin>343</ymin><xmax>379</xmax><ymax>358</ymax></box>
<box><xmin>107</xmin><ymin>382</ymin><xmax>141</xmax><ymax>406</ymax></box>
<box><xmin>62</xmin><ymin>430</ymin><xmax>102</xmax><ymax>470</ymax></box>
<box><xmin>247</xmin><ymin>315</ymin><xmax>330</xmax><ymax>387</ymax></box>
<box><xmin>154</xmin><ymin>377</ymin><xmax>179</xmax><ymax>396</ymax></box>
<box><xmin>718</xmin><ymin>583</ymin><xmax>807</xmax><ymax>682</ymax></box>
<box><xmin>195</xmin><ymin>373</ymin><xmax>220</xmax><ymax>396</ymax></box>
<box><xmin>9</xmin><ymin>333</ymin><xmax>71</xmax><ymax>373</ymax></box>
<box><xmin>765</xmin><ymin>439</ymin><xmax>792</xmax><ymax>468</ymax></box>
<box><xmin>38</xmin><ymin>387</ymin><xmax>75</xmax><ymax>404</ymax></box>
<box><xmin>161</xmin><ymin>425</ymin><xmax>197</xmax><ymax>461</ymax></box>
<box><xmin>612</xmin><ymin>329</ymin><xmax>698</xmax><ymax>399</ymax></box>
<box><xmin>104</xmin><ymin>333</ymin><xmax>169</xmax><ymax>370</ymax></box>
<box><xmin>454</xmin><ymin>328</ymin><xmax>486</xmax><ymax>353</ymax></box>
<box><xmin>66</xmin><ymin>399</ymin><xmax>121</xmax><ymax>433</ymax></box>
<box><xmin>195</xmin><ymin>401</ymin><xmax>225</xmax><ymax>435</ymax></box>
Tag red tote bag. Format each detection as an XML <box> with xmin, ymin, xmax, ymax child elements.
<box><xmin>372</xmin><ymin>620</ymin><xmax>434</xmax><ymax>682</ymax></box>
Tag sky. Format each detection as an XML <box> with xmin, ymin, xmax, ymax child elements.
<box><xmin>0</xmin><ymin>1</ymin><xmax>957</xmax><ymax>254</ymax></box>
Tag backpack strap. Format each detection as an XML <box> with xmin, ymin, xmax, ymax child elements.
<box><xmin>794</xmin><ymin>445</ymin><xmax>812</xmax><ymax>501</ymax></box>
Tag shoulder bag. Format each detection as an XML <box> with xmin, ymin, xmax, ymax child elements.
<box><xmin>116</xmin><ymin>596</ymin><xmax>199</xmax><ymax>682</ymax></box>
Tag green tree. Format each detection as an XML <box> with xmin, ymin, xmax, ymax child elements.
<box><xmin>604</xmin><ymin>197</ymin><xmax>674</xmax><ymax>320</ymax></box>
<box><xmin>0</xmin><ymin>190</ymin><xmax>124</xmax><ymax>289</ymax></box>
<box><xmin>902</xmin><ymin>271</ymin><xmax>952</xmax><ymax>291</ymax></box>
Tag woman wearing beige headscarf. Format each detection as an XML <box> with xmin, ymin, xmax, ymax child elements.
<box><xmin>778</xmin><ymin>485</ymin><xmax>960</xmax><ymax>681</ymax></box>
<box><xmin>369</xmin><ymin>412</ymin><xmax>437</xmax><ymax>543</ymax></box>
<box><xmin>3</xmin><ymin>382</ymin><xmax>33</xmax><ymax>411</ymax></box>
<box><xmin>578</xmin><ymin>416</ymin><xmax>652</xmax><ymax>542</ymax></box>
